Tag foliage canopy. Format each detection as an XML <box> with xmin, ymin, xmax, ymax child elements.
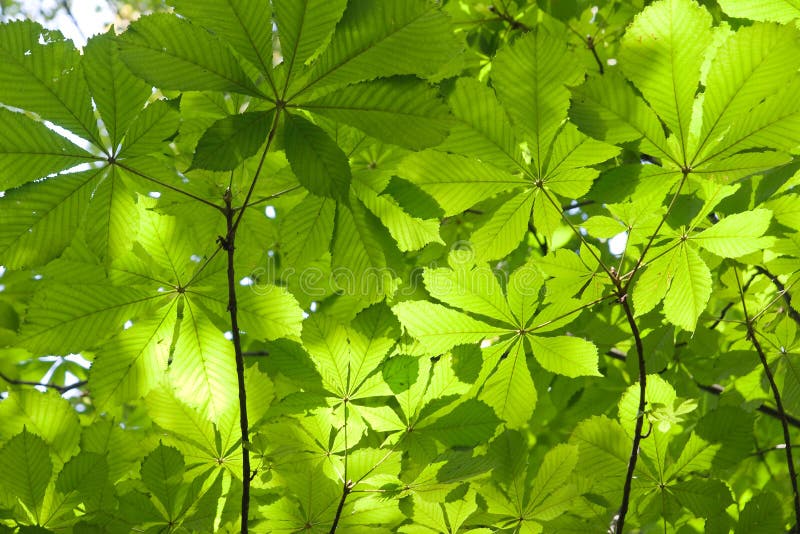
<box><xmin>1</xmin><ymin>0</ymin><xmax>800</xmax><ymax>532</ymax></box>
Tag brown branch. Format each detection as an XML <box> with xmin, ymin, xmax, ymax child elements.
<box><xmin>611</xmin><ymin>289</ymin><xmax>647</xmax><ymax>534</ymax></box>
<box><xmin>754</xmin><ymin>266</ymin><xmax>800</xmax><ymax>327</ymax></box>
<box><xmin>488</xmin><ymin>4</ymin><xmax>530</xmax><ymax>31</ymax></box>
<box><xmin>586</xmin><ymin>35</ymin><xmax>604</xmax><ymax>75</ymax></box>
<box><xmin>0</xmin><ymin>372</ymin><xmax>87</xmax><ymax>394</ymax></box>
<box><xmin>328</xmin><ymin>480</ymin><xmax>354</xmax><ymax>534</ymax></box>
<box><xmin>736</xmin><ymin>269</ymin><xmax>800</xmax><ymax>527</ymax></box>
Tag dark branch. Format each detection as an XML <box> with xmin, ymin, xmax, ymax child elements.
<box><xmin>0</xmin><ymin>372</ymin><xmax>87</xmax><ymax>394</ymax></box>
<box><xmin>328</xmin><ymin>480</ymin><xmax>354</xmax><ymax>534</ymax></box>
<box><xmin>754</xmin><ymin>266</ymin><xmax>800</xmax><ymax>327</ymax></box>
<box><xmin>736</xmin><ymin>270</ymin><xmax>800</xmax><ymax>527</ymax></box>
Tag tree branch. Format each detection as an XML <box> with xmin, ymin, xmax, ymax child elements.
<box><xmin>736</xmin><ymin>269</ymin><xmax>800</xmax><ymax>527</ymax></box>
<box><xmin>0</xmin><ymin>372</ymin><xmax>87</xmax><ymax>394</ymax></box>
<box><xmin>610</xmin><ymin>291</ymin><xmax>646</xmax><ymax>534</ymax></box>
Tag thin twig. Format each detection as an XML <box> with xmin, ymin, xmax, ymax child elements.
<box><xmin>754</xmin><ymin>266</ymin><xmax>800</xmax><ymax>327</ymax></box>
<box><xmin>328</xmin><ymin>480</ymin><xmax>354</xmax><ymax>534</ymax></box>
<box><xmin>735</xmin><ymin>268</ymin><xmax>800</xmax><ymax>527</ymax></box>
<box><xmin>114</xmin><ymin>161</ymin><xmax>224</xmax><ymax>212</ymax></box>
<box><xmin>221</xmin><ymin>189</ymin><xmax>253</xmax><ymax>534</ymax></box>
<box><xmin>611</xmin><ymin>289</ymin><xmax>647</xmax><ymax>534</ymax></box>
<box><xmin>0</xmin><ymin>372</ymin><xmax>87</xmax><ymax>394</ymax></box>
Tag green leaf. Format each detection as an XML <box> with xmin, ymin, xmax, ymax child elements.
<box><xmin>331</xmin><ymin>199</ymin><xmax>396</xmax><ymax>303</ymax></box>
<box><xmin>570</xmin><ymin>72</ymin><xmax>673</xmax><ymax>162</ymax></box>
<box><xmin>399</xmin><ymin>150</ymin><xmax>526</xmax><ymax>216</ymax></box>
<box><xmin>301</xmin><ymin>312</ymin><xmax>351</xmax><ymax>395</ymax></box>
<box><xmin>235</xmin><ymin>284</ymin><xmax>304</xmax><ymax>341</ymax></box>
<box><xmin>692</xmin><ymin>209</ymin><xmax>773</xmax><ymax>258</ymax></box>
<box><xmin>392</xmin><ymin>301</ymin><xmax>508</xmax><ymax>355</ymax></box>
<box><xmin>83</xmin><ymin>31</ymin><xmax>151</xmax><ymax>149</ymax></box>
<box><xmin>718</xmin><ymin>0</ymin><xmax>800</xmax><ymax>23</ymax></box>
<box><xmin>527</xmin><ymin>335</ymin><xmax>601</xmax><ymax>377</ymax></box>
<box><xmin>0</xmin><ymin>429</ymin><xmax>52</xmax><ymax>524</ymax></box>
<box><xmin>479</xmin><ymin>337</ymin><xmax>537</xmax><ymax>428</ymax></box>
<box><xmin>419</xmin><ymin>399</ymin><xmax>499</xmax><ymax>447</ymax></box>
<box><xmin>118</xmin><ymin>13</ymin><xmax>263</xmax><ymax>96</ymax></box>
<box><xmin>440</xmin><ymin>77</ymin><xmax>522</xmax><ymax>169</ymax></box>
<box><xmin>304</xmin><ymin>77</ymin><xmax>451</xmax><ymax>149</ymax></box>
<box><xmin>0</xmin><ymin>108</ymin><xmax>96</xmax><ymax>190</ymax></box>
<box><xmin>507</xmin><ymin>261</ymin><xmax>544</xmax><ymax>328</ymax></box>
<box><xmin>470</xmin><ymin>190</ymin><xmax>534</xmax><ymax>263</ymax></box>
<box><xmin>0</xmin><ymin>21</ymin><xmax>101</xmax><ymax>145</ymax></box>
<box><xmin>117</xmin><ymin>99</ymin><xmax>180</xmax><ymax>159</ymax></box>
<box><xmin>298</xmin><ymin>0</ymin><xmax>458</xmax><ymax>94</ymax></box>
<box><xmin>620</xmin><ymin>0</ymin><xmax>712</xmax><ymax>155</ymax></box>
<box><xmin>140</xmin><ymin>443</ymin><xmax>184</xmax><ymax>520</ymax></box>
<box><xmin>279</xmin><ymin>194</ymin><xmax>335</xmax><ymax>269</ymax></box>
<box><xmin>424</xmin><ymin>266</ymin><xmax>516</xmax><ymax>324</ymax></box>
<box><xmin>492</xmin><ymin>30</ymin><xmax>583</xmax><ymax>171</ymax></box>
<box><xmin>284</xmin><ymin>113</ymin><xmax>351</xmax><ymax>199</ymax></box>
<box><xmin>190</xmin><ymin>110</ymin><xmax>274</xmax><ymax>171</ymax></box>
<box><xmin>17</xmin><ymin>279</ymin><xmax>158</xmax><ymax>355</ymax></box>
<box><xmin>692</xmin><ymin>23</ymin><xmax>800</xmax><ymax>164</ymax></box>
<box><xmin>700</xmin><ymin>76</ymin><xmax>800</xmax><ymax>162</ymax></box>
<box><xmin>56</xmin><ymin>452</ymin><xmax>111</xmax><ymax>511</ymax></box>
<box><xmin>662</xmin><ymin>243</ymin><xmax>712</xmax><ymax>331</ymax></box>
<box><xmin>526</xmin><ymin>443</ymin><xmax>579</xmax><ymax>515</ymax></box>
<box><xmin>89</xmin><ymin>313</ymin><xmax>173</xmax><ymax>410</ymax></box>
<box><xmin>735</xmin><ymin>492</ymin><xmax>785</xmax><ymax>534</ymax></box>
<box><xmin>168</xmin><ymin>304</ymin><xmax>239</xmax><ymax>423</ymax></box>
<box><xmin>353</xmin><ymin>175</ymin><xmax>443</xmax><ymax>252</ymax></box>
<box><xmin>274</xmin><ymin>0</ymin><xmax>347</xmax><ymax>84</ymax></box>
<box><xmin>670</xmin><ymin>479</ymin><xmax>732</xmax><ymax>518</ymax></box>
<box><xmin>0</xmin><ymin>170</ymin><xmax>106</xmax><ymax>269</ymax></box>
<box><xmin>170</xmin><ymin>0</ymin><xmax>276</xmax><ymax>76</ymax></box>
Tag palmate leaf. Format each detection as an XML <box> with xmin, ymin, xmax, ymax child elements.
<box><xmin>439</xmin><ymin>77</ymin><xmax>522</xmax><ymax>170</ymax></box>
<box><xmin>295</xmin><ymin>0</ymin><xmax>459</xmax><ymax>95</ymax></box>
<box><xmin>492</xmin><ymin>29</ymin><xmax>583</xmax><ymax>172</ymax></box>
<box><xmin>88</xmin><ymin>312</ymin><xmax>174</xmax><ymax>410</ymax></box>
<box><xmin>304</xmin><ymin>77</ymin><xmax>451</xmax><ymax>150</ymax></box>
<box><xmin>620</xmin><ymin>0</ymin><xmax>713</xmax><ymax>156</ymax></box>
<box><xmin>140</xmin><ymin>443</ymin><xmax>185</xmax><ymax>521</ymax></box>
<box><xmin>470</xmin><ymin>190</ymin><xmax>535</xmax><ymax>264</ymax></box>
<box><xmin>83</xmin><ymin>31</ymin><xmax>152</xmax><ymax>149</ymax></box>
<box><xmin>691</xmin><ymin>209</ymin><xmax>774</xmax><ymax>258</ymax></box>
<box><xmin>424</xmin><ymin>266</ymin><xmax>516</xmax><ymax>325</ymax></box>
<box><xmin>526</xmin><ymin>335</ymin><xmax>601</xmax><ymax>378</ymax></box>
<box><xmin>353</xmin><ymin>174</ymin><xmax>443</xmax><ymax>252</ymax></box>
<box><xmin>0</xmin><ymin>169</ymin><xmax>105</xmax><ymax>269</ymax></box>
<box><xmin>0</xmin><ymin>108</ymin><xmax>96</xmax><ymax>190</ymax></box>
<box><xmin>0</xmin><ymin>390</ymin><xmax>80</xmax><ymax>464</ymax></box>
<box><xmin>392</xmin><ymin>301</ymin><xmax>509</xmax><ymax>355</ymax></box>
<box><xmin>167</xmin><ymin>301</ymin><xmax>239</xmax><ymax>424</ymax></box>
<box><xmin>273</xmin><ymin>0</ymin><xmax>348</xmax><ymax>86</ymax></box>
<box><xmin>279</xmin><ymin>194</ymin><xmax>336</xmax><ymax>269</ymax></box>
<box><xmin>17</xmin><ymin>280</ymin><xmax>160</xmax><ymax>356</ymax></box>
<box><xmin>190</xmin><ymin>110</ymin><xmax>274</xmax><ymax>171</ymax></box>
<box><xmin>117</xmin><ymin>100</ymin><xmax>180</xmax><ymax>159</ymax></box>
<box><xmin>479</xmin><ymin>337</ymin><xmax>537</xmax><ymax>428</ymax></box>
<box><xmin>0</xmin><ymin>430</ymin><xmax>52</xmax><ymax>525</ymax></box>
<box><xmin>0</xmin><ymin>21</ymin><xmax>101</xmax><ymax>146</ymax></box>
<box><xmin>718</xmin><ymin>0</ymin><xmax>800</xmax><ymax>23</ymax></box>
<box><xmin>284</xmin><ymin>113</ymin><xmax>352</xmax><ymax>199</ymax></box>
<box><xmin>118</xmin><ymin>14</ymin><xmax>264</xmax><ymax>97</ymax></box>
<box><xmin>662</xmin><ymin>243</ymin><xmax>712</xmax><ymax>332</ymax></box>
<box><xmin>399</xmin><ymin>151</ymin><xmax>526</xmax><ymax>216</ymax></box>
<box><xmin>691</xmin><ymin>23</ymin><xmax>800</xmax><ymax>164</ymax></box>
<box><xmin>170</xmin><ymin>0</ymin><xmax>276</xmax><ymax>76</ymax></box>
